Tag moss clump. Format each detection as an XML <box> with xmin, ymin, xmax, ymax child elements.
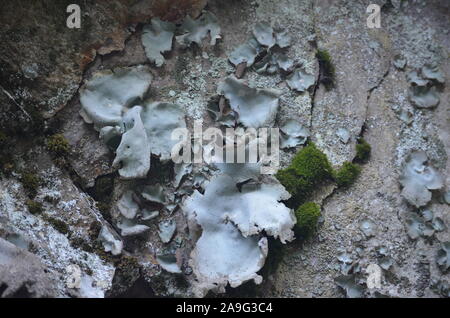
<box><xmin>276</xmin><ymin>143</ymin><xmax>334</xmax><ymax>205</ymax></box>
<box><xmin>20</xmin><ymin>172</ymin><xmax>40</xmax><ymax>198</ymax></box>
<box><xmin>43</xmin><ymin>216</ymin><xmax>70</xmax><ymax>235</ymax></box>
<box><xmin>316</xmin><ymin>49</ymin><xmax>335</xmax><ymax>90</ymax></box>
<box><xmin>26</xmin><ymin>199</ymin><xmax>43</xmax><ymax>215</ymax></box>
<box><xmin>355</xmin><ymin>138</ymin><xmax>371</xmax><ymax>162</ymax></box>
<box><xmin>335</xmin><ymin>162</ymin><xmax>361</xmax><ymax>188</ymax></box>
<box><xmin>46</xmin><ymin>134</ymin><xmax>70</xmax><ymax>156</ymax></box>
<box><xmin>295</xmin><ymin>202</ymin><xmax>321</xmax><ymax>238</ymax></box>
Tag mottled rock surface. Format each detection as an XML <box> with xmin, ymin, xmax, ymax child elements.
<box><xmin>0</xmin><ymin>0</ymin><xmax>449</xmax><ymax>298</ymax></box>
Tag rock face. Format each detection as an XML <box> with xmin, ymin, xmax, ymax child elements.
<box><xmin>0</xmin><ymin>238</ymin><xmax>59</xmax><ymax>297</ymax></box>
<box><xmin>0</xmin><ymin>0</ymin><xmax>449</xmax><ymax>298</ymax></box>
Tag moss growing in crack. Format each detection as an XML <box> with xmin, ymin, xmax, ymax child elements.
<box><xmin>295</xmin><ymin>202</ymin><xmax>321</xmax><ymax>238</ymax></box>
<box><xmin>316</xmin><ymin>49</ymin><xmax>335</xmax><ymax>90</ymax></box>
<box><xmin>335</xmin><ymin>162</ymin><xmax>361</xmax><ymax>188</ymax></box>
<box><xmin>355</xmin><ymin>138</ymin><xmax>371</xmax><ymax>162</ymax></box>
<box><xmin>46</xmin><ymin>133</ymin><xmax>70</xmax><ymax>156</ymax></box>
<box><xmin>25</xmin><ymin>199</ymin><xmax>43</xmax><ymax>215</ymax></box>
<box><xmin>20</xmin><ymin>171</ymin><xmax>40</xmax><ymax>198</ymax></box>
<box><xmin>276</xmin><ymin>142</ymin><xmax>334</xmax><ymax>205</ymax></box>
<box><xmin>43</xmin><ymin>216</ymin><xmax>70</xmax><ymax>235</ymax></box>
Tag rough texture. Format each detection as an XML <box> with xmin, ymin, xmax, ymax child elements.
<box><xmin>1</xmin><ymin>0</ymin><xmax>449</xmax><ymax>298</ymax></box>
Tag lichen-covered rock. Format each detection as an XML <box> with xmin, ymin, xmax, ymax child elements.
<box><xmin>334</xmin><ymin>274</ymin><xmax>365</xmax><ymax>298</ymax></box>
<box><xmin>176</xmin><ymin>11</ymin><xmax>221</xmax><ymax>47</ymax></box>
<box><xmin>182</xmin><ymin>174</ymin><xmax>295</xmax><ymax>296</ymax></box>
<box><xmin>117</xmin><ymin>190</ymin><xmax>140</xmax><ymax>219</ymax></box>
<box><xmin>0</xmin><ymin>238</ymin><xmax>59</xmax><ymax>297</ymax></box>
<box><xmin>280</xmin><ymin>120</ymin><xmax>310</xmax><ymax>149</ymax></box>
<box><xmin>98</xmin><ymin>226</ymin><xmax>123</xmax><ymax>256</ymax></box>
<box><xmin>79</xmin><ymin>66</ymin><xmax>152</xmax><ymax>129</ymax></box>
<box><xmin>142</xmin><ymin>184</ymin><xmax>166</xmax><ymax>204</ymax></box>
<box><xmin>421</xmin><ymin>64</ymin><xmax>445</xmax><ymax>84</ymax></box>
<box><xmin>228</xmin><ymin>38</ymin><xmax>262</xmax><ymax>67</ymax></box>
<box><xmin>112</xmin><ymin>106</ymin><xmax>151</xmax><ymax>179</ymax></box>
<box><xmin>117</xmin><ymin>219</ymin><xmax>150</xmax><ymax>237</ymax></box>
<box><xmin>157</xmin><ymin>254</ymin><xmax>182</xmax><ymax>274</ymax></box>
<box><xmin>253</xmin><ymin>22</ymin><xmax>276</xmax><ymax>48</ymax></box>
<box><xmin>436</xmin><ymin>242</ymin><xmax>450</xmax><ymax>273</ymax></box>
<box><xmin>141</xmin><ymin>102</ymin><xmax>187</xmax><ymax>161</ymax></box>
<box><xmin>399</xmin><ymin>151</ymin><xmax>444</xmax><ymax>207</ymax></box>
<box><xmin>254</xmin><ymin>52</ymin><xmax>294</xmax><ymax>74</ymax></box>
<box><xmin>142</xmin><ymin>18</ymin><xmax>176</xmax><ymax>67</ymax></box>
<box><xmin>286</xmin><ymin>68</ymin><xmax>315</xmax><ymax>92</ymax></box>
<box><xmin>218</xmin><ymin>76</ymin><xmax>280</xmax><ymax>128</ymax></box>
<box><xmin>408</xmin><ymin>86</ymin><xmax>440</xmax><ymax>109</ymax></box>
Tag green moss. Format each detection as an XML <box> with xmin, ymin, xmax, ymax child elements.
<box><xmin>335</xmin><ymin>162</ymin><xmax>361</xmax><ymax>188</ymax></box>
<box><xmin>43</xmin><ymin>216</ymin><xmax>70</xmax><ymax>235</ymax></box>
<box><xmin>25</xmin><ymin>199</ymin><xmax>43</xmax><ymax>215</ymax></box>
<box><xmin>316</xmin><ymin>49</ymin><xmax>335</xmax><ymax>90</ymax></box>
<box><xmin>46</xmin><ymin>134</ymin><xmax>70</xmax><ymax>156</ymax></box>
<box><xmin>20</xmin><ymin>172</ymin><xmax>40</xmax><ymax>198</ymax></box>
<box><xmin>276</xmin><ymin>143</ymin><xmax>334</xmax><ymax>205</ymax></box>
<box><xmin>295</xmin><ymin>202</ymin><xmax>321</xmax><ymax>238</ymax></box>
<box><xmin>355</xmin><ymin>138</ymin><xmax>371</xmax><ymax>162</ymax></box>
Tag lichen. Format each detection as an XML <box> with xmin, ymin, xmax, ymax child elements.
<box><xmin>140</xmin><ymin>102</ymin><xmax>187</xmax><ymax>161</ymax></box>
<box><xmin>436</xmin><ymin>242</ymin><xmax>450</xmax><ymax>273</ymax></box>
<box><xmin>399</xmin><ymin>150</ymin><xmax>443</xmax><ymax>208</ymax></box>
<box><xmin>182</xmin><ymin>173</ymin><xmax>295</xmax><ymax>296</ymax></box>
<box><xmin>218</xmin><ymin>76</ymin><xmax>280</xmax><ymax>128</ymax></box>
<box><xmin>98</xmin><ymin>226</ymin><xmax>123</xmax><ymax>256</ymax></box>
<box><xmin>112</xmin><ymin>106</ymin><xmax>151</xmax><ymax>179</ymax></box>
<box><xmin>141</xmin><ymin>18</ymin><xmax>176</xmax><ymax>67</ymax></box>
<box><xmin>286</xmin><ymin>68</ymin><xmax>315</xmax><ymax>92</ymax></box>
<box><xmin>176</xmin><ymin>11</ymin><xmax>221</xmax><ymax>47</ymax></box>
<box><xmin>279</xmin><ymin>120</ymin><xmax>310</xmax><ymax>149</ymax></box>
<box><xmin>79</xmin><ymin>65</ymin><xmax>152</xmax><ymax>130</ymax></box>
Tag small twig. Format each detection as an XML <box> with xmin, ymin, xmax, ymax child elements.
<box><xmin>0</xmin><ymin>84</ymin><xmax>32</xmax><ymax>120</ymax></box>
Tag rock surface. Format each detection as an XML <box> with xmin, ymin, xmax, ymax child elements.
<box><xmin>0</xmin><ymin>0</ymin><xmax>449</xmax><ymax>298</ymax></box>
